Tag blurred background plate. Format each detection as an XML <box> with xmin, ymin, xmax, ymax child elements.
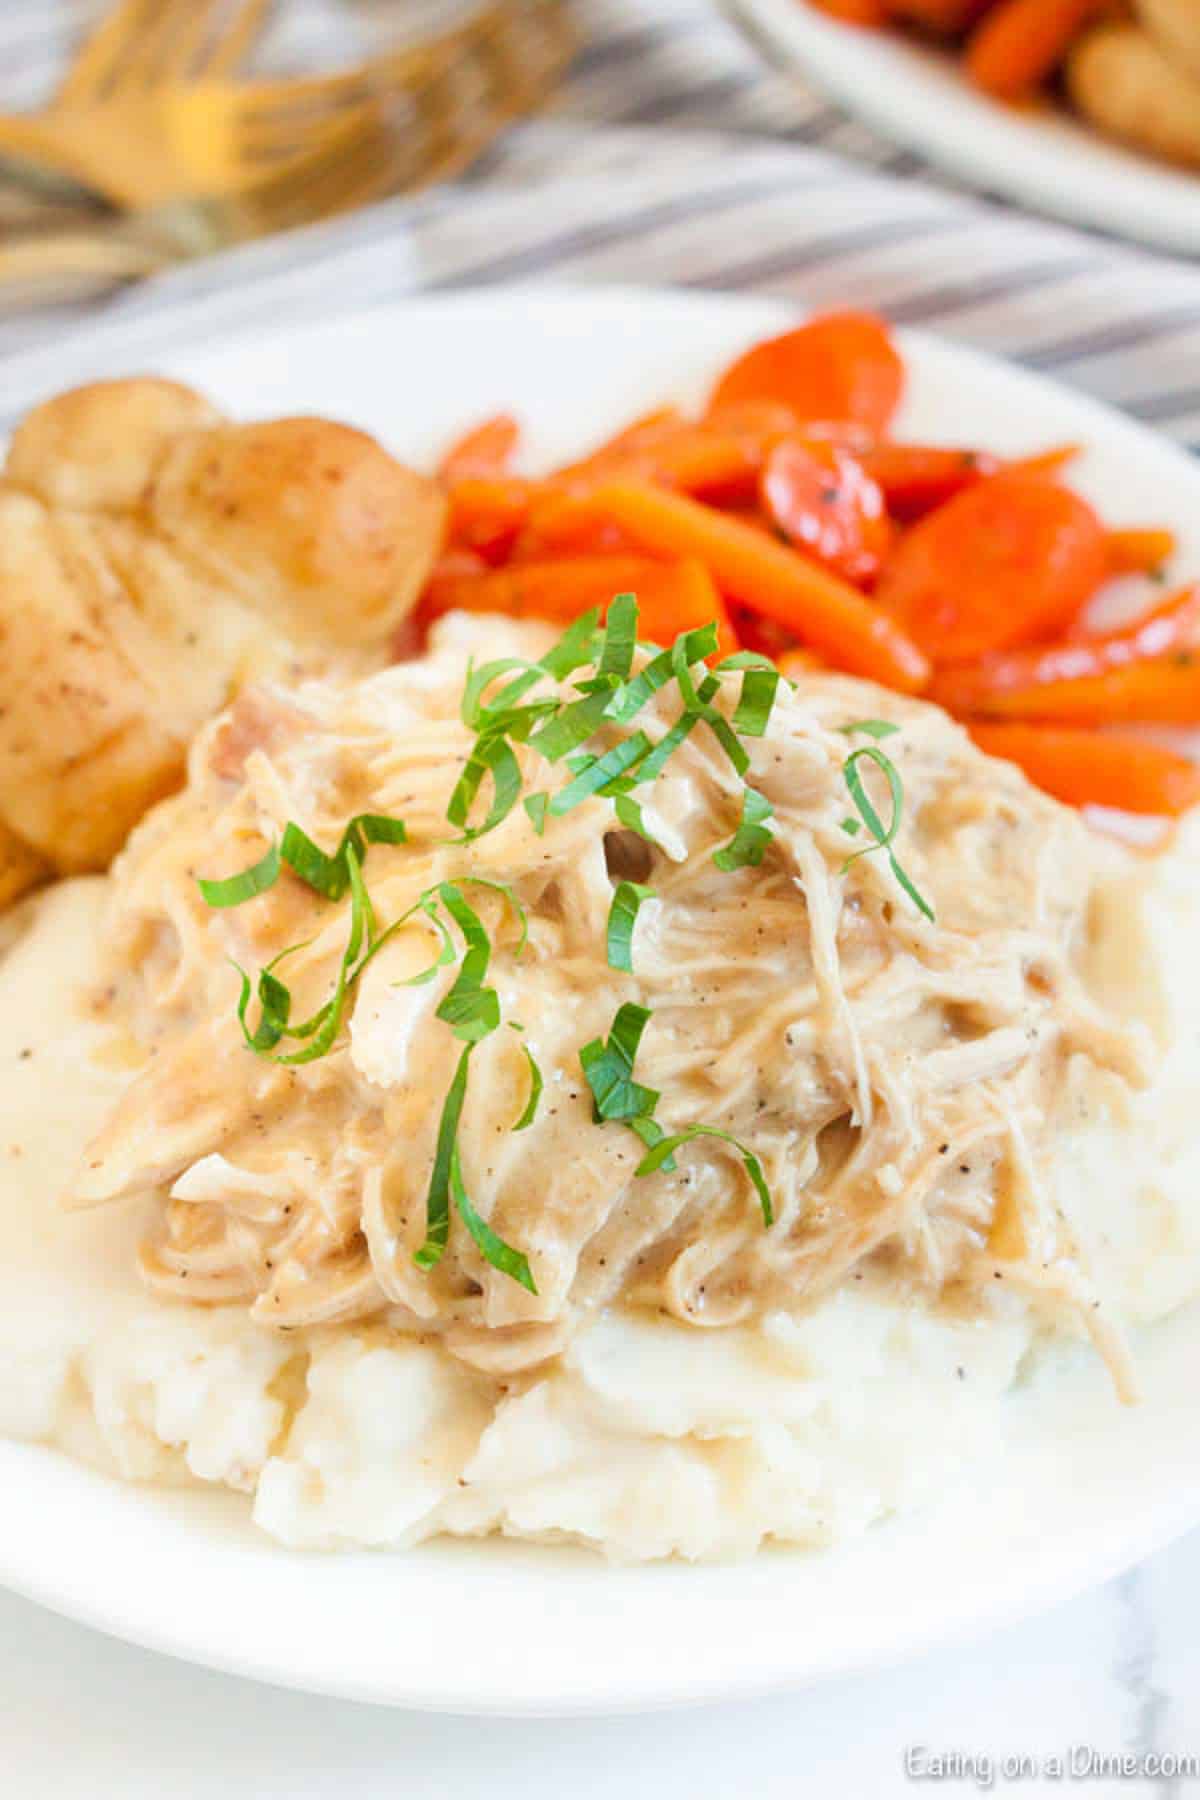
<box><xmin>724</xmin><ymin>0</ymin><xmax>1200</xmax><ymax>257</ymax></box>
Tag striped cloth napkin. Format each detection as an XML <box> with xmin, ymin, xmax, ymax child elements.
<box><xmin>0</xmin><ymin>0</ymin><xmax>1197</xmax><ymax>454</ymax></box>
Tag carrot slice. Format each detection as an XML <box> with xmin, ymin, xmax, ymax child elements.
<box><xmin>808</xmin><ymin>0</ymin><xmax>889</xmax><ymax>23</ymax></box>
<box><xmin>969</xmin><ymin>724</ymin><xmax>1200</xmax><ymax>816</ymax></box>
<box><xmin>760</xmin><ymin>439</ymin><xmax>892</xmax><ymax>585</ymax></box>
<box><xmin>861</xmin><ymin>444</ymin><xmax>999</xmax><ymax>520</ymax></box>
<box><xmin>960</xmin><ymin>657</ymin><xmax>1200</xmax><ymax>727</ymax></box>
<box><xmin>1004</xmin><ymin>443</ymin><xmax>1081</xmax><ymax>479</ymax></box>
<box><xmin>877</xmin><ymin>473</ymin><xmax>1108</xmax><ymax>662</ymax></box>
<box><xmin>966</xmin><ymin>0</ymin><xmax>1109</xmax><ymax>99</ymax></box>
<box><xmin>446</xmin><ymin>475</ymin><xmax>534</xmax><ymax>562</ymax></box>
<box><xmin>1106</xmin><ymin>527</ymin><xmax>1177</xmax><ymax>576</ymax></box>
<box><xmin>439</xmin><ymin>413</ymin><xmax>520</xmax><ymax>481</ymax></box>
<box><xmin>424</xmin><ymin>555</ymin><xmax>667</xmax><ymax>622</ymax></box>
<box><xmin>929</xmin><ymin>586</ymin><xmax>1200</xmax><ymax>721</ymax></box>
<box><xmin>421</xmin><ymin>554</ymin><xmax>738</xmax><ymax>657</ymax></box>
<box><xmin>586</xmin><ymin>479</ymin><xmax>930</xmax><ymax>690</ymax></box>
<box><xmin>710</xmin><ymin>313</ymin><xmax>905</xmax><ymax>435</ymax></box>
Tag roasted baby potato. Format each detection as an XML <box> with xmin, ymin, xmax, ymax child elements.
<box><xmin>1066</xmin><ymin>22</ymin><xmax>1200</xmax><ymax>169</ymax></box>
<box><xmin>0</xmin><ymin>379</ymin><xmax>447</xmax><ymax>898</ymax></box>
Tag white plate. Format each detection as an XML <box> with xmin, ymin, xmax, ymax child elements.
<box><xmin>2</xmin><ymin>288</ymin><xmax>1200</xmax><ymax>1715</ymax></box>
<box><xmin>726</xmin><ymin>0</ymin><xmax>1200</xmax><ymax>257</ymax></box>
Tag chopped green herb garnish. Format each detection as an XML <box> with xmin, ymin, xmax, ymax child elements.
<box><xmin>450</xmin><ymin>1148</ymin><xmax>537</xmax><ymax>1293</ymax></box>
<box><xmin>414</xmin><ymin>1043</ymin><xmax>473</xmax><ymax>1271</ymax></box>
<box><xmin>523</xmin><ymin>792</ymin><xmax>549</xmax><ymax>835</ymax></box>
<box><xmin>549</xmin><ymin>731</ymin><xmax>651</xmax><ymax>815</ymax></box>
<box><xmin>579</xmin><ymin>1002</ymin><xmax>659</xmax><ymax>1124</ymax></box>
<box><xmin>841</xmin><ymin>744</ymin><xmax>935</xmax><ymax>922</ymax></box>
<box><xmin>719</xmin><ymin>651</ymin><xmax>782</xmax><ymax>739</ymax></box>
<box><xmin>606</xmin><ymin>880</ymin><xmax>655</xmax><ymax>974</ymax></box>
<box><xmin>635</xmin><ymin>1124</ymin><xmax>774</xmax><ymax>1226</ymax></box>
<box><xmin>713</xmin><ymin>787</ymin><xmax>774</xmax><ymax>871</ymax></box>
<box><xmin>598</xmin><ymin>592</ymin><xmax>639</xmax><ymax>681</ymax></box>
<box><xmin>511</xmin><ymin>1043</ymin><xmax>543</xmax><ymax>1132</ymax></box>
<box><xmin>611</xmin><ymin>792</ymin><xmax>666</xmax><ymax>849</ymax></box>
<box><xmin>839</xmin><ymin>718</ymin><xmax>900</xmax><ymax>741</ymax></box>
<box><xmin>199</xmin><ymin>843</ymin><xmax>281</xmax><ymax>909</ymax></box>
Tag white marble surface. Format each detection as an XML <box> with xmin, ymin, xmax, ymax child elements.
<box><xmin>2</xmin><ymin>1526</ymin><xmax>1197</xmax><ymax>1799</ymax></box>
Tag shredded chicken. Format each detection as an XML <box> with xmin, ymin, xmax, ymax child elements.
<box><xmin>69</xmin><ymin>616</ymin><xmax>1157</xmax><ymax>1387</ymax></box>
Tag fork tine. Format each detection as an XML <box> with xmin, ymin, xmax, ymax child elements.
<box><xmin>53</xmin><ymin>0</ymin><xmax>162</xmax><ymax>104</ymax></box>
<box><xmin>191</xmin><ymin>0</ymin><xmax>275</xmax><ymax>80</ymax></box>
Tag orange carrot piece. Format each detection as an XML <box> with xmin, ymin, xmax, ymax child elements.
<box><xmin>710</xmin><ymin>313</ymin><xmax>905</xmax><ymax>435</ymax></box>
<box><xmin>420</xmin><ymin>553</ymin><xmax>738</xmax><ymax>658</ymax></box>
<box><xmin>958</xmin><ymin>657</ymin><xmax>1200</xmax><ymax>727</ymax></box>
<box><xmin>969</xmin><ymin>724</ymin><xmax>1200</xmax><ymax>816</ymax></box>
<box><xmin>586</xmin><ymin>479</ymin><xmax>930</xmax><ymax>690</ymax></box>
<box><xmin>424</xmin><ymin>556</ymin><xmax>667</xmax><ymax>623</ymax></box>
<box><xmin>760</xmin><ymin>439</ymin><xmax>892</xmax><ymax>585</ymax></box>
<box><xmin>929</xmin><ymin>585</ymin><xmax>1200</xmax><ymax>720</ymax></box>
<box><xmin>877</xmin><ymin>473</ymin><xmax>1108</xmax><ymax>662</ymax></box>
<box><xmin>808</xmin><ymin>0</ymin><xmax>889</xmax><ymax>23</ymax></box>
<box><xmin>887</xmin><ymin>0</ymin><xmax>996</xmax><ymax>31</ymax></box>
<box><xmin>446</xmin><ymin>475</ymin><xmax>534</xmax><ymax>562</ymax></box>
<box><xmin>966</xmin><ymin>0</ymin><xmax>1108</xmax><ymax>99</ymax></box>
<box><xmin>634</xmin><ymin>559</ymin><xmax>740</xmax><ymax>658</ymax></box>
<box><xmin>861</xmin><ymin>444</ymin><xmax>999</xmax><ymax>520</ymax></box>
<box><xmin>439</xmin><ymin>413</ymin><xmax>520</xmax><ymax>481</ymax></box>
<box><xmin>1005</xmin><ymin>443</ymin><xmax>1081</xmax><ymax>479</ymax></box>
<box><xmin>1106</xmin><ymin>526</ymin><xmax>1177</xmax><ymax>576</ymax></box>
<box><xmin>777</xmin><ymin>647</ymin><xmax>824</xmax><ymax>677</ymax></box>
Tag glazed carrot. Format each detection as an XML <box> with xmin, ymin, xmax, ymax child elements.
<box><xmin>966</xmin><ymin>0</ymin><xmax>1108</xmax><ymax>99</ymax></box>
<box><xmin>958</xmin><ymin>657</ymin><xmax>1200</xmax><ymax>727</ymax></box>
<box><xmin>586</xmin><ymin>479</ymin><xmax>930</xmax><ymax>690</ymax></box>
<box><xmin>446</xmin><ymin>475</ymin><xmax>535</xmax><ymax>562</ymax></box>
<box><xmin>424</xmin><ymin>555</ymin><xmax>666</xmax><ymax>622</ymax></box>
<box><xmin>888</xmin><ymin>0</ymin><xmax>996</xmax><ymax>30</ymax></box>
<box><xmin>929</xmin><ymin>586</ymin><xmax>1200</xmax><ymax>719</ymax></box>
<box><xmin>438</xmin><ymin>413</ymin><xmax>520</xmax><ymax>481</ymax></box>
<box><xmin>777</xmin><ymin>647</ymin><xmax>825</xmax><ymax>677</ymax></box>
<box><xmin>808</xmin><ymin>0</ymin><xmax>888</xmax><ymax>22</ymax></box>
<box><xmin>969</xmin><ymin>724</ymin><xmax>1200</xmax><ymax>815</ymax></box>
<box><xmin>860</xmin><ymin>444</ymin><xmax>999</xmax><ymax>521</ymax></box>
<box><xmin>710</xmin><ymin>313</ymin><xmax>905</xmax><ymax>434</ymax></box>
<box><xmin>877</xmin><ymin>473</ymin><xmax>1108</xmax><ymax>662</ymax></box>
<box><xmin>1005</xmin><ymin>443</ymin><xmax>1081</xmax><ymax>479</ymax></box>
<box><xmin>760</xmin><ymin>439</ymin><xmax>892</xmax><ymax>585</ymax></box>
<box><xmin>634</xmin><ymin>559</ymin><xmax>740</xmax><ymax>657</ymax></box>
<box><xmin>1106</xmin><ymin>526</ymin><xmax>1177</xmax><ymax>576</ymax></box>
<box><xmin>422</xmin><ymin>553</ymin><xmax>739</xmax><ymax>657</ymax></box>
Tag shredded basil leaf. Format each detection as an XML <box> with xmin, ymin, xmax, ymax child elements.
<box><xmin>511</xmin><ymin>1044</ymin><xmax>543</xmax><ymax>1132</ymax></box>
<box><xmin>841</xmin><ymin>745</ymin><xmax>935</xmax><ymax>923</ymax></box>
<box><xmin>839</xmin><ymin>718</ymin><xmax>900</xmax><ymax>741</ymax></box>
<box><xmin>450</xmin><ymin>1147</ymin><xmax>537</xmax><ymax>1293</ymax></box>
<box><xmin>579</xmin><ymin>1002</ymin><xmax>659</xmax><ymax>1123</ymax></box>
<box><xmin>635</xmin><ymin>1125</ymin><xmax>774</xmax><ymax>1227</ymax></box>
<box><xmin>611</xmin><ymin>793</ymin><xmax>666</xmax><ymax>848</ymax></box>
<box><xmin>598</xmin><ymin>592</ymin><xmax>639</xmax><ymax>681</ymax></box>
<box><xmin>605</xmin><ymin>623</ymin><xmax>718</xmax><ymax>724</ymax></box>
<box><xmin>523</xmin><ymin>792</ymin><xmax>549</xmax><ymax>835</ymax></box>
<box><xmin>606</xmin><ymin>880</ymin><xmax>655</xmax><ymax>974</ymax></box>
<box><xmin>713</xmin><ymin>787</ymin><xmax>774</xmax><ymax>871</ymax></box>
<box><xmin>446</xmin><ymin>734</ymin><xmax>522</xmax><ymax>842</ymax></box>
<box><xmin>549</xmin><ymin>731</ymin><xmax>651</xmax><ymax>816</ymax></box>
<box><xmin>414</xmin><ymin>1044</ymin><xmax>472</xmax><ymax>1271</ymax></box>
<box><xmin>198</xmin><ymin>843</ymin><xmax>281</xmax><ymax>909</ymax></box>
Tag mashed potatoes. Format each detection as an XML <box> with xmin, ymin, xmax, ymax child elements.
<box><xmin>2</xmin><ymin>628</ymin><xmax>1199</xmax><ymax>1558</ymax></box>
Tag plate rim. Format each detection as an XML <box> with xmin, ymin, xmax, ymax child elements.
<box><xmin>2</xmin><ymin>284</ymin><xmax>1200</xmax><ymax>1714</ymax></box>
<box><xmin>723</xmin><ymin>0</ymin><xmax>1200</xmax><ymax>256</ymax></box>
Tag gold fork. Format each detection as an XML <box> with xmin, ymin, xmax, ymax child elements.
<box><xmin>0</xmin><ymin>0</ymin><xmax>272</xmax><ymax>205</ymax></box>
<box><xmin>0</xmin><ymin>1</ymin><xmax>559</xmax><ymax>212</ymax></box>
<box><xmin>0</xmin><ymin>0</ymin><xmax>574</xmax><ymax>304</ymax></box>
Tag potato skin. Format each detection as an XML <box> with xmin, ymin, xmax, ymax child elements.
<box><xmin>5</xmin><ymin>377</ymin><xmax>219</xmax><ymax>513</ymax></box>
<box><xmin>1136</xmin><ymin>0</ymin><xmax>1200</xmax><ymax>82</ymax></box>
<box><xmin>0</xmin><ymin>381</ymin><xmax>449</xmax><ymax>885</ymax></box>
<box><xmin>1067</xmin><ymin>22</ymin><xmax>1200</xmax><ymax>168</ymax></box>
<box><xmin>147</xmin><ymin>418</ymin><xmax>447</xmax><ymax>649</ymax></box>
